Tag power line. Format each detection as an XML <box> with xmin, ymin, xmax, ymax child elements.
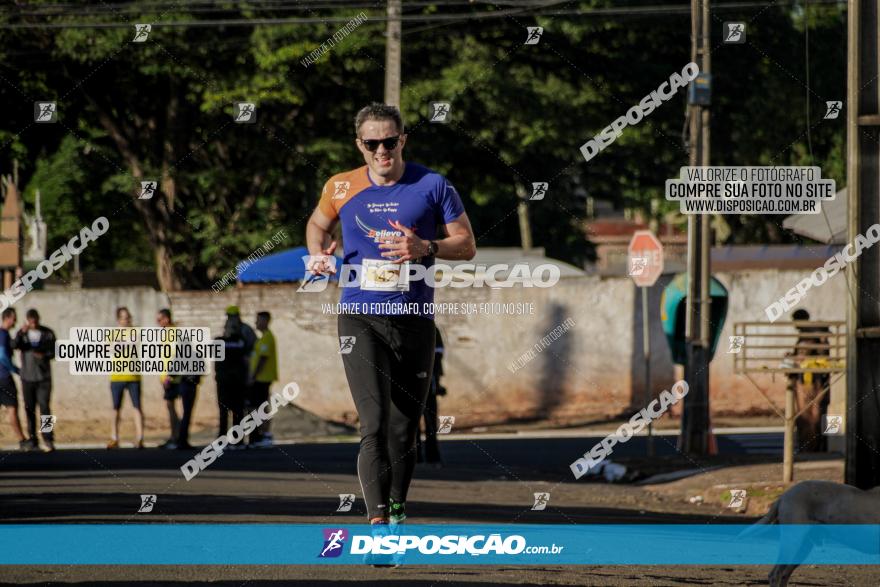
<box><xmin>0</xmin><ymin>0</ymin><xmax>846</xmax><ymax>30</ymax></box>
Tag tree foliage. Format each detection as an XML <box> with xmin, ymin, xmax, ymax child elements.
<box><xmin>0</xmin><ymin>1</ymin><xmax>847</xmax><ymax>288</ymax></box>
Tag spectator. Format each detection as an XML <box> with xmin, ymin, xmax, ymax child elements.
<box><xmin>417</xmin><ymin>325</ymin><xmax>445</xmax><ymax>465</ymax></box>
<box><xmin>789</xmin><ymin>309</ymin><xmax>832</xmax><ymax>452</ymax></box>
<box><xmin>14</xmin><ymin>309</ymin><xmax>56</xmax><ymax>453</ymax></box>
<box><xmin>157</xmin><ymin>308</ymin><xmax>199</xmax><ymax>450</ymax></box>
<box><xmin>248</xmin><ymin>311</ymin><xmax>278</xmax><ymax>448</ymax></box>
<box><xmin>215</xmin><ymin>312</ymin><xmax>248</xmax><ymax>448</ymax></box>
<box><xmin>108</xmin><ymin>307</ymin><xmax>144</xmax><ymax>449</ymax></box>
<box><xmin>225</xmin><ymin>306</ymin><xmax>256</xmax><ymax>359</ymax></box>
<box><xmin>156</xmin><ymin>309</ymin><xmax>179</xmax><ymax>449</ymax></box>
<box><xmin>0</xmin><ymin>308</ymin><xmax>29</xmax><ymax>451</ymax></box>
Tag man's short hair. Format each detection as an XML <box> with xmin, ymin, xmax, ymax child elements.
<box><xmin>158</xmin><ymin>308</ymin><xmax>172</xmax><ymax>321</ymax></box>
<box><xmin>257</xmin><ymin>311</ymin><xmax>271</xmax><ymax>322</ymax></box>
<box><xmin>1</xmin><ymin>308</ymin><xmax>15</xmax><ymax>320</ymax></box>
<box><xmin>354</xmin><ymin>103</ymin><xmax>404</xmax><ymax>136</ymax></box>
<box><xmin>792</xmin><ymin>309</ymin><xmax>810</xmax><ymax>321</ymax></box>
<box><xmin>116</xmin><ymin>306</ymin><xmax>130</xmax><ymax>319</ymax></box>
<box><xmin>26</xmin><ymin>309</ymin><xmax>39</xmax><ymax>320</ymax></box>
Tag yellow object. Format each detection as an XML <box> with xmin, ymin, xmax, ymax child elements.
<box><xmin>110</xmin><ymin>327</ymin><xmax>141</xmax><ymax>382</ymax></box>
<box><xmin>225</xmin><ymin>305</ymin><xmax>240</xmax><ymax>315</ymax></box>
<box><xmin>250</xmin><ymin>329</ymin><xmax>278</xmax><ymax>383</ymax></box>
<box><xmin>798</xmin><ymin>357</ymin><xmax>844</xmax><ymax>385</ymax></box>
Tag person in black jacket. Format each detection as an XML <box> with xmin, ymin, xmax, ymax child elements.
<box><xmin>417</xmin><ymin>325</ymin><xmax>445</xmax><ymax>465</ymax></box>
<box><xmin>215</xmin><ymin>313</ymin><xmax>248</xmax><ymax>446</ymax></box>
<box><xmin>14</xmin><ymin>309</ymin><xmax>56</xmax><ymax>452</ymax></box>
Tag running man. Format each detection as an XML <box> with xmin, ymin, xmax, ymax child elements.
<box><xmin>108</xmin><ymin>307</ymin><xmax>144</xmax><ymax>449</ymax></box>
<box><xmin>306</xmin><ymin>103</ymin><xmax>476</xmax><ymax>529</ymax></box>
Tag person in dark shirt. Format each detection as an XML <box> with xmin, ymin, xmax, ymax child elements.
<box><xmin>789</xmin><ymin>309</ymin><xmax>832</xmax><ymax>452</ymax></box>
<box><xmin>417</xmin><ymin>326</ymin><xmax>446</xmax><ymax>465</ymax></box>
<box><xmin>0</xmin><ymin>308</ymin><xmax>29</xmax><ymax>451</ymax></box>
<box><xmin>215</xmin><ymin>313</ymin><xmax>248</xmax><ymax>446</ymax></box>
<box><xmin>14</xmin><ymin>309</ymin><xmax>56</xmax><ymax>452</ymax></box>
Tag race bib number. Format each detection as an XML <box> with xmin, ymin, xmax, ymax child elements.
<box><xmin>360</xmin><ymin>259</ymin><xmax>410</xmax><ymax>292</ymax></box>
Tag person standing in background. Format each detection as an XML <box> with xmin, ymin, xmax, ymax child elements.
<box><xmin>15</xmin><ymin>309</ymin><xmax>56</xmax><ymax>453</ymax></box>
<box><xmin>0</xmin><ymin>308</ymin><xmax>30</xmax><ymax>451</ymax></box>
<box><xmin>248</xmin><ymin>311</ymin><xmax>278</xmax><ymax>448</ymax></box>
<box><xmin>107</xmin><ymin>307</ymin><xmax>144</xmax><ymax>449</ymax></box>
<box><xmin>417</xmin><ymin>325</ymin><xmax>445</xmax><ymax>466</ymax></box>
<box><xmin>215</xmin><ymin>310</ymin><xmax>248</xmax><ymax>448</ymax></box>
<box><xmin>156</xmin><ymin>309</ymin><xmax>180</xmax><ymax>449</ymax></box>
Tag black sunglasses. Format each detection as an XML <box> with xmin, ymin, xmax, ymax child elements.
<box><xmin>359</xmin><ymin>135</ymin><xmax>401</xmax><ymax>152</ymax></box>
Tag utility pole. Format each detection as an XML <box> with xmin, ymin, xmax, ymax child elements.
<box><xmin>384</xmin><ymin>0</ymin><xmax>402</xmax><ymax>107</ymax></box>
<box><xmin>515</xmin><ymin>184</ymin><xmax>534</xmax><ymax>252</ymax></box>
<box><xmin>845</xmin><ymin>0</ymin><xmax>880</xmax><ymax>489</ymax></box>
<box><xmin>681</xmin><ymin>0</ymin><xmax>712</xmax><ymax>455</ymax></box>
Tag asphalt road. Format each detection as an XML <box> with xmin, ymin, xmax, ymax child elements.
<box><xmin>1</xmin><ymin>432</ymin><xmax>876</xmax><ymax>585</ymax></box>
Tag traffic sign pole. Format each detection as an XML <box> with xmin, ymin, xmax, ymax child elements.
<box><xmin>628</xmin><ymin>231</ymin><xmax>664</xmax><ymax>458</ymax></box>
<box><xmin>641</xmin><ymin>286</ymin><xmax>653</xmax><ymax>456</ymax></box>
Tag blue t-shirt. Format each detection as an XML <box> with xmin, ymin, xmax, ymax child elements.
<box><xmin>0</xmin><ymin>328</ymin><xmax>15</xmax><ymax>379</ymax></box>
<box><xmin>317</xmin><ymin>163</ymin><xmax>465</xmax><ymax>317</ymax></box>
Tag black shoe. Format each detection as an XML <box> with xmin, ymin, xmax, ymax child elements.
<box><xmin>19</xmin><ymin>439</ymin><xmax>36</xmax><ymax>451</ymax></box>
<box><xmin>157</xmin><ymin>438</ymin><xmax>175</xmax><ymax>449</ymax></box>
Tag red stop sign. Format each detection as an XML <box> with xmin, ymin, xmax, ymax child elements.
<box><xmin>627</xmin><ymin>230</ymin><xmax>664</xmax><ymax>287</ymax></box>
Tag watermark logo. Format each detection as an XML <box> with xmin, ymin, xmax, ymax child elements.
<box><xmin>319</xmin><ymin>528</ymin><xmax>348</xmax><ymax>558</ymax></box>
<box><xmin>333</xmin><ymin>181</ymin><xmax>350</xmax><ymax>199</ymax></box>
<box><xmin>300</xmin><ymin>261</ymin><xmax>560</xmax><ymax>294</ymax></box>
<box><xmin>531</xmin><ymin>492</ymin><xmax>550</xmax><ymax>511</ymax></box>
<box><xmin>339</xmin><ymin>336</ymin><xmax>356</xmax><ymax>354</ymax></box>
<box><xmin>823</xmin><ymin>415</ymin><xmax>844</xmax><ymax>435</ymax></box>
<box><xmin>34</xmin><ymin>102</ymin><xmax>57</xmax><ymax>123</ymax></box>
<box><xmin>336</xmin><ymin>494</ymin><xmax>355</xmax><ymax>512</ymax></box>
<box><xmin>212</xmin><ymin>229</ymin><xmax>289</xmax><ymax>292</ymax></box>
<box><xmin>429</xmin><ymin>102</ymin><xmax>451</xmax><ymax>123</ymax></box>
<box><xmin>138</xmin><ymin>494</ymin><xmax>157</xmax><ymax>513</ymax></box>
<box><xmin>298</xmin><ymin>272</ymin><xmax>331</xmax><ymax>293</ymax></box>
<box><xmin>628</xmin><ymin>256</ymin><xmax>649</xmax><ymax>277</ymax></box>
<box><xmin>132</xmin><ymin>23</ymin><xmax>151</xmax><ymax>42</ymax></box>
<box><xmin>723</xmin><ymin>22</ymin><xmax>746</xmax><ymax>43</ymax></box>
<box><xmin>571</xmin><ymin>380</ymin><xmax>689</xmax><ymax>478</ymax></box>
<box><xmin>580</xmin><ymin>62</ymin><xmax>699</xmax><ymax>163</ymax></box>
<box><xmin>438</xmin><ymin>415</ymin><xmax>455</xmax><ymax>434</ymax></box>
<box><xmin>349</xmin><ymin>532</ymin><xmax>538</xmax><ymax>556</ymax></box>
<box><xmin>234</xmin><ymin>102</ymin><xmax>256</xmax><ymax>123</ymax></box>
<box><xmin>824</xmin><ymin>101</ymin><xmax>843</xmax><ymax>120</ymax></box>
<box><xmin>181</xmin><ymin>384</ymin><xmax>301</xmax><ymax>480</ymax></box>
<box><xmin>727</xmin><ymin>489</ymin><xmax>748</xmax><ymax>509</ymax></box>
<box><xmin>139</xmin><ymin>180</ymin><xmax>157</xmax><ymax>200</ymax></box>
<box><xmin>0</xmin><ymin>216</ymin><xmax>108</xmax><ymax>312</ymax></box>
<box><xmin>728</xmin><ymin>335</ymin><xmax>744</xmax><ymax>354</ymax></box>
<box><xmin>508</xmin><ymin>317</ymin><xmax>576</xmax><ymax>374</ymax></box>
<box><xmin>525</xmin><ymin>27</ymin><xmax>543</xmax><ymax>45</ymax></box>
<box><xmin>301</xmin><ymin>12</ymin><xmax>368</xmax><ymax>67</ymax></box>
<box><xmin>765</xmin><ymin>224</ymin><xmax>880</xmax><ymax>321</ymax></box>
<box><xmin>530</xmin><ymin>182</ymin><xmax>548</xmax><ymax>201</ymax></box>
<box><xmin>39</xmin><ymin>415</ymin><xmax>56</xmax><ymax>433</ymax></box>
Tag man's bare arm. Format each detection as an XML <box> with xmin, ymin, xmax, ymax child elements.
<box><xmin>305</xmin><ymin>208</ymin><xmax>339</xmax><ymax>274</ymax></box>
<box><xmin>436</xmin><ymin>213</ymin><xmax>476</xmax><ymax>261</ymax></box>
<box><xmin>379</xmin><ymin>213</ymin><xmax>476</xmax><ymax>263</ymax></box>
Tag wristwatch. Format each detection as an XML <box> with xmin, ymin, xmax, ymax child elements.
<box><xmin>426</xmin><ymin>240</ymin><xmax>439</xmax><ymax>256</ymax></box>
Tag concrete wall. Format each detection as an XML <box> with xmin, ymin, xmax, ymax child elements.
<box><xmin>0</xmin><ymin>268</ymin><xmax>847</xmax><ymax>440</ymax></box>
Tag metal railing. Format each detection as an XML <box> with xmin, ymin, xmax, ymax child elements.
<box><xmin>732</xmin><ymin>320</ymin><xmax>846</xmax><ymax>483</ymax></box>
